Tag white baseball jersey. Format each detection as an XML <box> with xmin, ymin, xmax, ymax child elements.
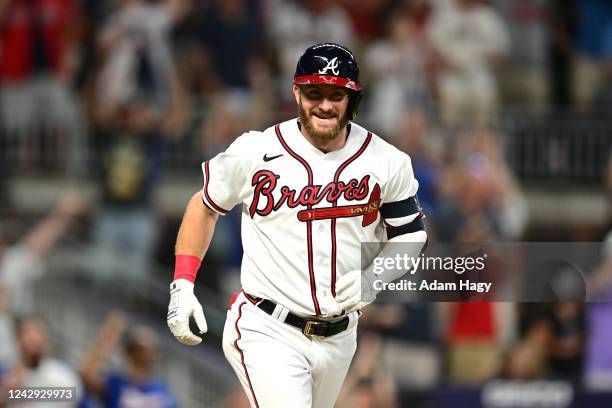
<box><xmin>201</xmin><ymin>118</ymin><xmax>420</xmax><ymax>317</ymax></box>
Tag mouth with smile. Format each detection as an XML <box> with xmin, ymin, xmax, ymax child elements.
<box><xmin>311</xmin><ymin>111</ymin><xmax>338</xmax><ymax>127</ymax></box>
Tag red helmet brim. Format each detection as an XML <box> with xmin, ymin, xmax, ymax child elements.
<box><xmin>294</xmin><ymin>75</ymin><xmax>362</xmax><ymax>91</ymax></box>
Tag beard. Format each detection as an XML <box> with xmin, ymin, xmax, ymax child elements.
<box><xmin>298</xmin><ymin>98</ymin><xmax>349</xmax><ymax>143</ymax></box>
<box><xmin>24</xmin><ymin>353</ymin><xmax>42</xmax><ymax>369</ymax></box>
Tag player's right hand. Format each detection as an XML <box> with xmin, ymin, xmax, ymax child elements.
<box><xmin>167</xmin><ymin>279</ymin><xmax>207</xmax><ymax>345</ymax></box>
<box><xmin>335</xmin><ymin>269</ymin><xmax>376</xmax><ymax>314</ymax></box>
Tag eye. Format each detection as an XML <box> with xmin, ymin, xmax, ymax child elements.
<box><xmin>328</xmin><ymin>93</ymin><xmax>347</xmax><ymax>101</ymax></box>
<box><xmin>308</xmin><ymin>91</ymin><xmax>322</xmax><ymax>99</ymax></box>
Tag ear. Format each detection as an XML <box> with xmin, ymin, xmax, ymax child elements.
<box><xmin>292</xmin><ymin>85</ymin><xmax>301</xmax><ymax>106</ymax></box>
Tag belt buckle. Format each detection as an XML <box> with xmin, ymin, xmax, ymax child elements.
<box><xmin>303</xmin><ymin>320</ymin><xmax>325</xmax><ymax>340</ymax></box>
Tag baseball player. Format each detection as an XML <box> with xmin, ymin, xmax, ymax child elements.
<box><xmin>167</xmin><ymin>43</ymin><xmax>427</xmax><ymax>407</ymax></box>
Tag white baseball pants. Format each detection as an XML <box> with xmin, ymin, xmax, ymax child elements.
<box><xmin>222</xmin><ymin>292</ymin><xmax>358</xmax><ymax>408</ymax></box>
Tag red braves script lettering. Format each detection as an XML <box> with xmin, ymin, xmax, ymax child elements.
<box><xmin>249</xmin><ymin>170</ymin><xmax>370</xmax><ymax>218</ymax></box>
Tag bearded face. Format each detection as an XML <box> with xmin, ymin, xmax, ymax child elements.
<box><xmin>18</xmin><ymin>319</ymin><xmax>48</xmax><ymax>369</ymax></box>
<box><xmin>296</xmin><ymin>85</ymin><xmax>350</xmax><ymax>143</ymax></box>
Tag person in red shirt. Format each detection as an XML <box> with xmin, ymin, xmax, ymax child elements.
<box><xmin>0</xmin><ymin>0</ymin><xmax>78</xmax><ymax>82</ymax></box>
<box><xmin>0</xmin><ymin>0</ymin><xmax>84</xmax><ymax>172</ymax></box>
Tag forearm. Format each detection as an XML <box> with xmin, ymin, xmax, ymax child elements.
<box><xmin>175</xmin><ymin>192</ymin><xmax>218</xmax><ymax>261</ymax></box>
<box><xmin>335</xmin><ymin>230</ymin><xmax>427</xmax><ymax>313</ymax></box>
<box><xmin>80</xmin><ymin>312</ymin><xmax>125</xmax><ymax>398</ymax></box>
<box><xmin>168</xmin><ymin>195</ymin><xmax>213</xmax><ymax>344</ymax></box>
<box><xmin>80</xmin><ymin>351</ymin><xmax>106</xmax><ymax>397</ymax></box>
<box><xmin>365</xmin><ymin>231</ymin><xmax>428</xmax><ymax>291</ymax></box>
<box><xmin>23</xmin><ymin>211</ymin><xmax>73</xmax><ymax>257</ymax></box>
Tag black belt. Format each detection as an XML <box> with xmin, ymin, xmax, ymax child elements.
<box><xmin>246</xmin><ymin>294</ymin><xmax>350</xmax><ymax>339</ymax></box>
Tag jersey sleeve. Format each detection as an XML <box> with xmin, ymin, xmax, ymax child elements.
<box><xmin>382</xmin><ymin>150</ymin><xmax>419</xmax><ymax>204</ymax></box>
<box><xmin>380</xmin><ymin>151</ymin><xmax>424</xmax><ymax>239</ymax></box>
<box><xmin>201</xmin><ymin>132</ymin><xmax>254</xmax><ymax>215</ymax></box>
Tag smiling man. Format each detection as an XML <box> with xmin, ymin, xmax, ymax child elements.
<box><xmin>166</xmin><ymin>43</ymin><xmax>427</xmax><ymax>408</ymax></box>
<box><xmin>296</xmin><ymin>84</ymin><xmax>351</xmax><ymax>146</ymax></box>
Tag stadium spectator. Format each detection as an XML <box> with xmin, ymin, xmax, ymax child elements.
<box><xmin>81</xmin><ymin>312</ymin><xmax>178</xmax><ymax>408</ymax></box>
<box><xmin>493</xmin><ymin>0</ymin><xmax>550</xmax><ymax>112</ymax></box>
<box><xmin>336</xmin><ymin>329</ymin><xmax>397</xmax><ymax>408</ymax></box>
<box><xmin>547</xmin><ymin>0</ymin><xmax>577</xmax><ymax>108</ymax></box>
<box><xmin>0</xmin><ymin>192</ymin><xmax>83</xmax><ymax>316</ymax></box>
<box><xmin>428</xmin><ymin>0</ymin><xmax>510</xmax><ymax>127</ymax></box>
<box><xmin>0</xmin><ymin>315</ymin><xmax>83</xmax><ymax>407</ymax></box>
<box><xmin>434</xmin><ymin>134</ymin><xmax>524</xmax><ymax>384</ymax></box>
<box><xmin>198</xmin><ymin>0</ymin><xmax>262</xmax><ymax>94</ymax></box>
<box><xmin>389</xmin><ymin>111</ymin><xmax>443</xmax><ymax>223</ymax></box>
<box><xmin>171</xmin><ymin>0</ymin><xmax>269</xmax><ymax>120</ymax></box>
<box><xmin>572</xmin><ymin>0</ymin><xmax>612</xmax><ymax>111</ymax></box>
<box><xmin>0</xmin><ymin>0</ymin><xmax>86</xmax><ymax>173</ymax></box>
<box><xmin>497</xmin><ymin>339</ymin><xmax>547</xmax><ymax>380</ymax></box>
<box><xmin>443</xmin><ymin>301</ymin><xmax>501</xmax><ymax>385</ymax></box>
<box><xmin>92</xmin><ymin>0</ymin><xmax>187</xmax><ymax>133</ymax></box>
<box><xmin>436</xmin><ymin>129</ymin><xmax>527</xmax><ymax>241</ymax></box>
<box><xmin>90</xmin><ymin>0</ymin><xmax>188</xmax><ymax>283</ymax></box>
<box><xmin>373</xmin><ymin>302</ymin><xmax>440</xmax><ymax>391</ymax></box>
<box><xmin>542</xmin><ymin>302</ymin><xmax>585</xmax><ymax>383</ymax></box>
<box><xmin>268</xmin><ymin>0</ymin><xmax>356</xmax><ymax>104</ymax></box>
<box><xmin>337</xmin><ymin>0</ymin><xmax>395</xmax><ymax>44</ymax></box>
<box><xmin>363</xmin><ymin>2</ymin><xmax>434</xmax><ymax>138</ymax></box>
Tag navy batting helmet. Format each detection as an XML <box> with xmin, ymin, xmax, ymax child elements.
<box><xmin>294</xmin><ymin>43</ymin><xmax>362</xmax><ymax>120</ymax></box>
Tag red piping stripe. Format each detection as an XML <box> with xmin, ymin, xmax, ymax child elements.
<box><xmin>243</xmin><ymin>291</ymin><xmax>260</xmax><ymax>305</ymax></box>
<box><xmin>331</xmin><ymin>220</ymin><xmax>337</xmax><ymax>298</ymax></box>
<box><xmin>275</xmin><ymin>124</ymin><xmax>321</xmax><ymax>316</ymax></box>
<box><xmin>234</xmin><ymin>301</ymin><xmax>260</xmax><ymax>408</ymax></box>
<box><xmin>331</xmin><ymin>132</ymin><xmax>372</xmax><ymax>297</ymax></box>
<box><xmin>203</xmin><ymin>161</ymin><xmax>229</xmax><ymax>214</ymax></box>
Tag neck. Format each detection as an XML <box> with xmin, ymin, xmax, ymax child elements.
<box><xmin>299</xmin><ymin>124</ymin><xmax>348</xmax><ymax>154</ymax></box>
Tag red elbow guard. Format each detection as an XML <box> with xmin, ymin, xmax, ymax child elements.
<box><xmin>174</xmin><ymin>255</ymin><xmax>201</xmax><ymax>283</ymax></box>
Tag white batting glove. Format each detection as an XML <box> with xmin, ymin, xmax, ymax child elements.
<box><xmin>167</xmin><ymin>279</ymin><xmax>207</xmax><ymax>345</ymax></box>
<box><xmin>335</xmin><ymin>269</ymin><xmax>376</xmax><ymax>314</ymax></box>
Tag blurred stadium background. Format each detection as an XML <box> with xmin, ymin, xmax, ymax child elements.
<box><xmin>1</xmin><ymin>0</ymin><xmax>612</xmax><ymax>407</ymax></box>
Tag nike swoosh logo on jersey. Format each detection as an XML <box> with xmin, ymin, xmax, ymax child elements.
<box><xmin>263</xmin><ymin>153</ymin><xmax>283</xmax><ymax>162</ymax></box>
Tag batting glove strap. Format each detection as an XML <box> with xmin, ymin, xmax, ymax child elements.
<box><xmin>170</xmin><ymin>278</ymin><xmax>193</xmax><ymax>294</ymax></box>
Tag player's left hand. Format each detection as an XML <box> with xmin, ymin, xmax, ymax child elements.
<box><xmin>335</xmin><ymin>269</ymin><xmax>374</xmax><ymax>314</ymax></box>
<box><xmin>167</xmin><ymin>279</ymin><xmax>207</xmax><ymax>345</ymax></box>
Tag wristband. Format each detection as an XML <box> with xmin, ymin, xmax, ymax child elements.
<box><xmin>174</xmin><ymin>255</ymin><xmax>201</xmax><ymax>283</ymax></box>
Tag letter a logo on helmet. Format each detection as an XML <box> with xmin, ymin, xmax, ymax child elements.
<box><xmin>318</xmin><ymin>57</ymin><xmax>340</xmax><ymax>75</ymax></box>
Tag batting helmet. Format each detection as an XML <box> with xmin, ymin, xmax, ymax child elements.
<box><xmin>294</xmin><ymin>43</ymin><xmax>362</xmax><ymax>120</ymax></box>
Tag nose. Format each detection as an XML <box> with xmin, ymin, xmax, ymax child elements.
<box><xmin>318</xmin><ymin>97</ymin><xmax>335</xmax><ymax>112</ymax></box>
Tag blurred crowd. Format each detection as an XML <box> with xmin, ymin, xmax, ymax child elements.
<box><xmin>1</xmin><ymin>0</ymin><xmax>612</xmax><ymax>406</ymax></box>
